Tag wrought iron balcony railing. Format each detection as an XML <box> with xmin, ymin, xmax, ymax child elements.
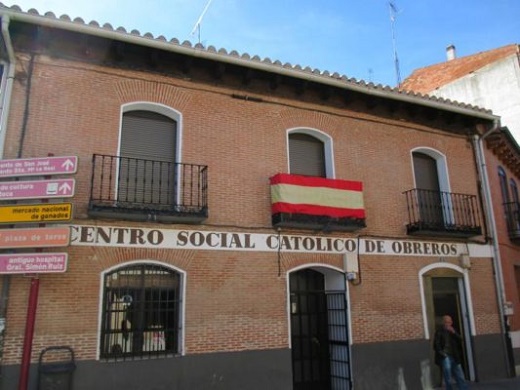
<box><xmin>503</xmin><ymin>201</ymin><xmax>520</xmax><ymax>244</ymax></box>
<box><xmin>403</xmin><ymin>188</ymin><xmax>481</xmax><ymax>238</ymax></box>
<box><xmin>89</xmin><ymin>154</ymin><xmax>208</xmax><ymax>223</ymax></box>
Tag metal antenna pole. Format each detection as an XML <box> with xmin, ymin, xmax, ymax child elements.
<box><xmin>389</xmin><ymin>1</ymin><xmax>402</xmax><ymax>87</ymax></box>
<box><xmin>191</xmin><ymin>0</ymin><xmax>215</xmax><ymax>45</ymax></box>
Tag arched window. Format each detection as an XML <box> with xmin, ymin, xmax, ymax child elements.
<box><xmin>411</xmin><ymin>149</ymin><xmax>450</xmax><ymax>193</ymax></box>
<box><xmin>498</xmin><ymin>167</ymin><xmax>510</xmax><ymax>205</ymax></box>
<box><xmin>412</xmin><ymin>150</ymin><xmax>446</xmax><ymax>226</ymax></box>
<box><xmin>118</xmin><ymin>105</ymin><xmax>179</xmax><ymax>207</ymax></box>
<box><xmin>510</xmin><ymin>178</ymin><xmax>518</xmax><ymax>205</ymax></box>
<box><xmin>288</xmin><ymin>129</ymin><xmax>333</xmax><ymax>178</ymax></box>
<box><xmin>120</xmin><ymin>110</ymin><xmax>177</xmax><ymax>161</ymax></box>
<box><xmin>508</xmin><ymin>178</ymin><xmax>520</xmax><ymax>233</ymax></box>
<box><xmin>100</xmin><ymin>263</ymin><xmax>183</xmax><ymax>360</ymax></box>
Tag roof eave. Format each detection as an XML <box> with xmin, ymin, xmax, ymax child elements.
<box><xmin>0</xmin><ymin>6</ymin><xmax>499</xmax><ymax>123</ymax></box>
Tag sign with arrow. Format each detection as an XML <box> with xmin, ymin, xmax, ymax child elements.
<box><xmin>0</xmin><ymin>179</ymin><xmax>75</xmax><ymax>200</ymax></box>
<box><xmin>0</xmin><ymin>156</ymin><xmax>78</xmax><ymax>178</ymax></box>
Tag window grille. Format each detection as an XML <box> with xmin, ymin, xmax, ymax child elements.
<box><xmin>100</xmin><ymin>264</ymin><xmax>181</xmax><ymax>360</ymax></box>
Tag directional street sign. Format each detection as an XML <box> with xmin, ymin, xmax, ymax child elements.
<box><xmin>0</xmin><ymin>227</ymin><xmax>70</xmax><ymax>249</ymax></box>
<box><xmin>0</xmin><ymin>156</ymin><xmax>78</xmax><ymax>178</ymax></box>
<box><xmin>0</xmin><ymin>203</ymin><xmax>72</xmax><ymax>224</ymax></box>
<box><xmin>0</xmin><ymin>252</ymin><xmax>68</xmax><ymax>274</ymax></box>
<box><xmin>0</xmin><ymin>178</ymin><xmax>75</xmax><ymax>201</ymax></box>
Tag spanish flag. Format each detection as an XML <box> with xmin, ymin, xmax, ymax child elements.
<box><xmin>270</xmin><ymin>173</ymin><xmax>365</xmax><ymax>219</ymax></box>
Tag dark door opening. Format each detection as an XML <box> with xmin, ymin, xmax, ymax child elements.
<box><xmin>290</xmin><ymin>269</ymin><xmax>351</xmax><ymax>390</ymax></box>
<box><xmin>431</xmin><ymin>277</ymin><xmax>471</xmax><ymax>381</ymax></box>
<box><xmin>413</xmin><ymin>152</ymin><xmax>444</xmax><ymax>228</ymax></box>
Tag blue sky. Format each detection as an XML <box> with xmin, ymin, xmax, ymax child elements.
<box><xmin>3</xmin><ymin>0</ymin><xmax>520</xmax><ymax>88</ymax></box>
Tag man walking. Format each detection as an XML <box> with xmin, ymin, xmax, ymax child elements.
<box><xmin>434</xmin><ymin>314</ymin><xmax>468</xmax><ymax>389</ymax></box>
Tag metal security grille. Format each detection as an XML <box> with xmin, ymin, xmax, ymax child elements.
<box><xmin>100</xmin><ymin>264</ymin><xmax>181</xmax><ymax>361</ymax></box>
<box><xmin>326</xmin><ymin>293</ymin><xmax>352</xmax><ymax>390</ymax></box>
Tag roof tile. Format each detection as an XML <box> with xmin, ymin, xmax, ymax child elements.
<box><xmin>0</xmin><ymin>2</ymin><xmax>498</xmax><ymax>116</ymax></box>
<box><xmin>401</xmin><ymin>44</ymin><xmax>520</xmax><ymax>94</ymax></box>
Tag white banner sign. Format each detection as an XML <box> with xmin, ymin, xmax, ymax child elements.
<box><xmin>69</xmin><ymin>225</ymin><xmax>492</xmax><ymax>258</ymax></box>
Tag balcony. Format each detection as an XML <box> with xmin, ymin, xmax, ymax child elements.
<box><xmin>89</xmin><ymin>154</ymin><xmax>208</xmax><ymax>223</ymax></box>
<box><xmin>403</xmin><ymin>189</ymin><xmax>481</xmax><ymax>238</ymax></box>
<box><xmin>270</xmin><ymin>173</ymin><xmax>366</xmax><ymax>232</ymax></box>
<box><xmin>504</xmin><ymin>201</ymin><xmax>520</xmax><ymax>244</ymax></box>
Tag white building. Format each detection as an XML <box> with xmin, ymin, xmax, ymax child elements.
<box><xmin>402</xmin><ymin>44</ymin><xmax>520</xmax><ymax>143</ymax></box>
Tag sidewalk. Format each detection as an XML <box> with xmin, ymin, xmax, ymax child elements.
<box><xmin>469</xmin><ymin>376</ymin><xmax>520</xmax><ymax>389</ymax></box>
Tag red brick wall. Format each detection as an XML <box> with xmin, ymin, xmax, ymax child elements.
<box><xmin>484</xmin><ymin>147</ymin><xmax>520</xmax><ymax>330</ymax></box>
<box><xmin>0</xmin><ymin>53</ymin><xmax>500</xmax><ymax>365</ymax></box>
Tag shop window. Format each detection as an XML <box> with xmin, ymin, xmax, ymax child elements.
<box><xmin>100</xmin><ymin>263</ymin><xmax>182</xmax><ymax>360</ymax></box>
<box><xmin>288</xmin><ymin>129</ymin><xmax>333</xmax><ymax>178</ymax></box>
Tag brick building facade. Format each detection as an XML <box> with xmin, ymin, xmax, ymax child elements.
<box><xmin>403</xmin><ymin>45</ymin><xmax>520</xmax><ymax>376</ymax></box>
<box><xmin>0</xmin><ymin>5</ymin><xmax>512</xmax><ymax>389</ymax></box>
<box><xmin>483</xmin><ymin>128</ymin><xmax>520</xmax><ymax>375</ymax></box>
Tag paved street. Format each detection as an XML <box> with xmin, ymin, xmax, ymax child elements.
<box><xmin>432</xmin><ymin>376</ymin><xmax>520</xmax><ymax>389</ymax></box>
<box><xmin>466</xmin><ymin>376</ymin><xmax>520</xmax><ymax>389</ymax></box>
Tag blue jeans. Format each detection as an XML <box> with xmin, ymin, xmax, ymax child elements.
<box><xmin>441</xmin><ymin>356</ymin><xmax>467</xmax><ymax>389</ymax></box>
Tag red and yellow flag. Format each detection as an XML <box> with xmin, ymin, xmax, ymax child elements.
<box><xmin>270</xmin><ymin>173</ymin><xmax>365</xmax><ymax>219</ymax></box>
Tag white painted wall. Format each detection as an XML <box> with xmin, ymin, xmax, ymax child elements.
<box><xmin>430</xmin><ymin>55</ymin><xmax>520</xmax><ymax>143</ymax></box>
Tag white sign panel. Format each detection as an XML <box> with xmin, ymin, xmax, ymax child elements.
<box><xmin>69</xmin><ymin>224</ymin><xmax>492</xmax><ymax>258</ymax></box>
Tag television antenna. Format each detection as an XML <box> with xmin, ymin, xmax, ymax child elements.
<box><xmin>388</xmin><ymin>1</ymin><xmax>402</xmax><ymax>87</ymax></box>
<box><xmin>191</xmin><ymin>0</ymin><xmax>215</xmax><ymax>45</ymax></box>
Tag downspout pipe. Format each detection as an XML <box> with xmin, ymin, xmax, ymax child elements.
<box><xmin>473</xmin><ymin>120</ymin><xmax>513</xmax><ymax>376</ymax></box>
<box><xmin>0</xmin><ymin>14</ymin><xmax>15</xmax><ymax>380</ymax></box>
<box><xmin>0</xmin><ymin>15</ymin><xmax>15</xmax><ymax>158</ymax></box>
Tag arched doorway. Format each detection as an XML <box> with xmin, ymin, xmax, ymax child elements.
<box><xmin>289</xmin><ymin>267</ymin><xmax>352</xmax><ymax>390</ymax></box>
<box><xmin>422</xmin><ymin>266</ymin><xmax>475</xmax><ymax>385</ymax></box>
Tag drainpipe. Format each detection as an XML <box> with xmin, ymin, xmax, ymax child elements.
<box><xmin>472</xmin><ymin>120</ymin><xmax>514</xmax><ymax>377</ymax></box>
<box><xmin>0</xmin><ymin>14</ymin><xmax>15</xmax><ymax>379</ymax></box>
<box><xmin>0</xmin><ymin>15</ymin><xmax>15</xmax><ymax>158</ymax></box>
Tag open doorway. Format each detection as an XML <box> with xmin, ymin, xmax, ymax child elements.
<box><xmin>423</xmin><ymin>270</ymin><xmax>474</xmax><ymax>386</ymax></box>
<box><xmin>289</xmin><ymin>267</ymin><xmax>352</xmax><ymax>390</ymax></box>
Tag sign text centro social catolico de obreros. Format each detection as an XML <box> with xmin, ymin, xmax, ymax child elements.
<box><xmin>70</xmin><ymin>224</ymin><xmax>493</xmax><ymax>258</ymax></box>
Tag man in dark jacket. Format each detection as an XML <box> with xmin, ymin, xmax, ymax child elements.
<box><xmin>434</xmin><ymin>315</ymin><xmax>468</xmax><ymax>389</ymax></box>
